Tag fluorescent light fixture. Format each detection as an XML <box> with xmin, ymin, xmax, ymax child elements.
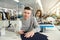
<box><xmin>48</xmin><ymin>2</ymin><xmax>60</xmax><ymax>13</ymax></box>
<box><xmin>36</xmin><ymin>0</ymin><xmax>43</xmax><ymax>12</ymax></box>
<box><xmin>14</xmin><ymin>0</ymin><xmax>19</xmax><ymax>2</ymax></box>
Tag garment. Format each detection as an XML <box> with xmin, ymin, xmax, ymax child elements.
<box><xmin>20</xmin><ymin>17</ymin><xmax>48</xmax><ymax>40</ymax></box>
<box><xmin>20</xmin><ymin>16</ymin><xmax>40</xmax><ymax>33</ymax></box>
<box><xmin>12</xmin><ymin>19</ymin><xmax>22</xmax><ymax>32</ymax></box>
<box><xmin>21</xmin><ymin>32</ymin><xmax>48</xmax><ymax>40</ymax></box>
<box><xmin>36</xmin><ymin>17</ymin><xmax>43</xmax><ymax>23</ymax></box>
<box><xmin>35</xmin><ymin>17</ymin><xmax>45</xmax><ymax>32</ymax></box>
<box><xmin>2</xmin><ymin>12</ymin><xmax>6</xmax><ymax>20</ymax></box>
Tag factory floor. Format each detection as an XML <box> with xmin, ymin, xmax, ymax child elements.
<box><xmin>0</xmin><ymin>25</ymin><xmax>60</xmax><ymax>40</ymax></box>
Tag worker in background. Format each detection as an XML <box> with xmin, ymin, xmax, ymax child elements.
<box><xmin>35</xmin><ymin>10</ymin><xmax>43</xmax><ymax>23</ymax></box>
<box><xmin>35</xmin><ymin>10</ymin><xmax>45</xmax><ymax>32</ymax></box>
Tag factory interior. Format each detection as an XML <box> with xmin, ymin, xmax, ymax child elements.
<box><xmin>0</xmin><ymin>0</ymin><xmax>60</xmax><ymax>40</ymax></box>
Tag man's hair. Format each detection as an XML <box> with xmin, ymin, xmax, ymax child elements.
<box><xmin>24</xmin><ymin>7</ymin><xmax>31</xmax><ymax>10</ymax></box>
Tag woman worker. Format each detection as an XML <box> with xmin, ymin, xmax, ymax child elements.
<box><xmin>35</xmin><ymin>10</ymin><xmax>44</xmax><ymax>32</ymax></box>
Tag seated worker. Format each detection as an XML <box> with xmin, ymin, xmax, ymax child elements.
<box><xmin>35</xmin><ymin>10</ymin><xmax>45</xmax><ymax>32</ymax></box>
<box><xmin>35</xmin><ymin>10</ymin><xmax>43</xmax><ymax>23</ymax></box>
<box><xmin>18</xmin><ymin>7</ymin><xmax>48</xmax><ymax>40</ymax></box>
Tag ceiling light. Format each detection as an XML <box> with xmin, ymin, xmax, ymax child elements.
<box><xmin>14</xmin><ymin>0</ymin><xmax>19</xmax><ymax>2</ymax></box>
<box><xmin>36</xmin><ymin>0</ymin><xmax>43</xmax><ymax>12</ymax></box>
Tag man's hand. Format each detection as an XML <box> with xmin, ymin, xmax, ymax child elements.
<box><xmin>18</xmin><ymin>30</ymin><xmax>24</xmax><ymax>34</ymax></box>
<box><xmin>24</xmin><ymin>31</ymin><xmax>35</xmax><ymax>38</ymax></box>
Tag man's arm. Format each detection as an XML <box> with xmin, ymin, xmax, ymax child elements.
<box><xmin>31</xmin><ymin>17</ymin><xmax>40</xmax><ymax>33</ymax></box>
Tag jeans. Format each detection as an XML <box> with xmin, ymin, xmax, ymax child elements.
<box><xmin>21</xmin><ymin>32</ymin><xmax>48</xmax><ymax>40</ymax></box>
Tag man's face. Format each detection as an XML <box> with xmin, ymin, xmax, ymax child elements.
<box><xmin>23</xmin><ymin>9</ymin><xmax>32</xmax><ymax>19</ymax></box>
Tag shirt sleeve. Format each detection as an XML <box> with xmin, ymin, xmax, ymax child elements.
<box><xmin>32</xmin><ymin>17</ymin><xmax>40</xmax><ymax>33</ymax></box>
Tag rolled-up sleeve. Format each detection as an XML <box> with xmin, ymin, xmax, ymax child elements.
<box><xmin>32</xmin><ymin>17</ymin><xmax>40</xmax><ymax>33</ymax></box>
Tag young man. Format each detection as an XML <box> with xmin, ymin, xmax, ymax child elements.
<box><xmin>18</xmin><ymin>7</ymin><xmax>48</xmax><ymax>40</ymax></box>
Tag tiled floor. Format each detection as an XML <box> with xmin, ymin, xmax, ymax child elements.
<box><xmin>41</xmin><ymin>26</ymin><xmax>60</xmax><ymax>40</ymax></box>
<box><xmin>43</xmin><ymin>31</ymin><xmax>60</xmax><ymax>40</ymax></box>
